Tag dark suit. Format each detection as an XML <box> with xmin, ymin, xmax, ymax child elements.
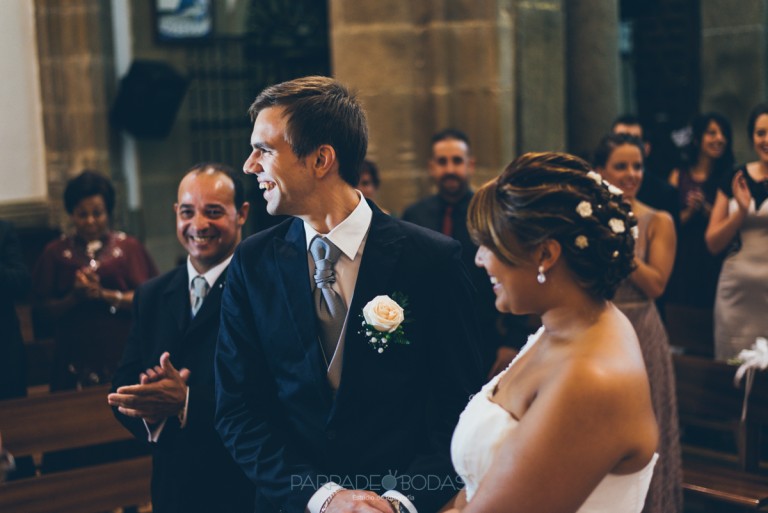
<box><xmin>215</xmin><ymin>204</ymin><xmax>483</xmax><ymax>513</ymax></box>
<box><xmin>112</xmin><ymin>265</ymin><xmax>254</xmax><ymax>513</ymax></box>
<box><xmin>0</xmin><ymin>220</ymin><xmax>29</xmax><ymax>400</ymax></box>
<box><xmin>402</xmin><ymin>193</ymin><xmax>530</xmax><ymax>368</ymax></box>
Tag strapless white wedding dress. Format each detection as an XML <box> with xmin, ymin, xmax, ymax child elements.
<box><xmin>451</xmin><ymin>329</ymin><xmax>657</xmax><ymax>513</ymax></box>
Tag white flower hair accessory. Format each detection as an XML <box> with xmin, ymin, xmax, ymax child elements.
<box><xmin>606</xmin><ymin>183</ymin><xmax>624</xmax><ymax>196</ymax></box>
<box><xmin>608</xmin><ymin>218</ymin><xmax>626</xmax><ymax>234</ymax></box>
<box><xmin>576</xmin><ymin>201</ymin><xmax>593</xmax><ymax>218</ymax></box>
<box><xmin>358</xmin><ymin>293</ymin><xmax>411</xmax><ymax>353</ymax></box>
<box><xmin>631</xmin><ymin>225</ymin><xmax>639</xmax><ymax>240</ymax></box>
<box><xmin>586</xmin><ymin>171</ymin><xmax>603</xmax><ymax>185</ymax></box>
<box><xmin>574</xmin><ymin>235</ymin><xmax>589</xmax><ymax>249</ymax></box>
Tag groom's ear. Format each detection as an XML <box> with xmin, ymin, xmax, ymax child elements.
<box><xmin>536</xmin><ymin>239</ymin><xmax>561</xmax><ymax>273</ymax></box>
<box><xmin>312</xmin><ymin>144</ymin><xmax>337</xmax><ymax>179</ymax></box>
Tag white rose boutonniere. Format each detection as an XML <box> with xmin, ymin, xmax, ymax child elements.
<box><xmin>358</xmin><ymin>292</ymin><xmax>410</xmax><ymax>353</ymax></box>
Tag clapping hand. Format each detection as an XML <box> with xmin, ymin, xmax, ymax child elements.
<box><xmin>73</xmin><ymin>267</ymin><xmax>101</xmax><ymax>299</ymax></box>
<box><xmin>732</xmin><ymin>170</ymin><xmax>753</xmax><ymax>213</ymax></box>
<box><xmin>108</xmin><ymin>352</ymin><xmax>191</xmax><ymax>425</ymax></box>
<box><xmin>685</xmin><ymin>189</ymin><xmax>706</xmax><ymax>211</ymax></box>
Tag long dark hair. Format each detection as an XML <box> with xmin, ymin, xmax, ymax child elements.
<box><xmin>685</xmin><ymin>112</ymin><xmax>734</xmax><ymax>198</ymax></box>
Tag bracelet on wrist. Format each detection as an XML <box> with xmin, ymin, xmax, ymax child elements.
<box><xmin>384</xmin><ymin>497</ymin><xmax>408</xmax><ymax>513</ymax></box>
<box><xmin>109</xmin><ymin>290</ymin><xmax>124</xmax><ymax>314</ymax></box>
<box><xmin>319</xmin><ymin>489</ymin><xmax>342</xmax><ymax>513</ymax></box>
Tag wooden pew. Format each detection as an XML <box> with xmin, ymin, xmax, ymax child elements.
<box><xmin>0</xmin><ymin>385</ymin><xmax>152</xmax><ymax>513</ymax></box>
<box><xmin>674</xmin><ymin>354</ymin><xmax>768</xmax><ymax>511</ymax></box>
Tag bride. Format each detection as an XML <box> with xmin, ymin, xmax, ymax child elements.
<box><xmin>445</xmin><ymin>152</ymin><xmax>658</xmax><ymax>513</ymax></box>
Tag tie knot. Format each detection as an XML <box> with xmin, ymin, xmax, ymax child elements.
<box><xmin>192</xmin><ymin>275</ymin><xmax>209</xmax><ymax>298</ymax></box>
<box><xmin>310</xmin><ymin>236</ymin><xmax>341</xmax><ymax>288</ymax></box>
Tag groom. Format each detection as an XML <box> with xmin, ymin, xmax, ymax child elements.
<box><xmin>215</xmin><ymin>76</ymin><xmax>483</xmax><ymax>513</ymax></box>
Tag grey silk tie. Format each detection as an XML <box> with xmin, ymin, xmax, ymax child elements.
<box><xmin>191</xmin><ymin>275</ymin><xmax>209</xmax><ymax>317</ymax></box>
<box><xmin>310</xmin><ymin>236</ymin><xmax>347</xmax><ymax>362</ymax></box>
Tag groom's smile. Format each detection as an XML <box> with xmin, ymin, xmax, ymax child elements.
<box><xmin>244</xmin><ymin>105</ymin><xmax>315</xmax><ymax>218</ymax></box>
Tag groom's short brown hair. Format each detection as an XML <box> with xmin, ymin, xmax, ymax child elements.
<box><xmin>248</xmin><ymin>76</ymin><xmax>368</xmax><ymax>187</ymax></box>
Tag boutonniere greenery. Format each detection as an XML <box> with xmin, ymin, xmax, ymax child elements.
<box><xmin>358</xmin><ymin>292</ymin><xmax>410</xmax><ymax>353</ymax></box>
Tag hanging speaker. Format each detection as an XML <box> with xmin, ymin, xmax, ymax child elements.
<box><xmin>110</xmin><ymin>60</ymin><xmax>189</xmax><ymax>139</ymax></box>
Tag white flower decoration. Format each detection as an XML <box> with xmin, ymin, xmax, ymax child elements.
<box><xmin>574</xmin><ymin>235</ymin><xmax>589</xmax><ymax>249</ymax></box>
<box><xmin>734</xmin><ymin>337</ymin><xmax>768</xmax><ymax>385</ymax></box>
<box><xmin>604</xmin><ymin>181</ymin><xmax>623</xmax><ymax>196</ymax></box>
<box><xmin>631</xmin><ymin>225</ymin><xmax>639</xmax><ymax>240</ymax></box>
<box><xmin>586</xmin><ymin>171</ymin><xmax>602</xmax><ymax>185</ymax></box>
<box><xmin>608</xmin><ymin>218</ymin><xmax>626</xmax><ymax>234</ymax></box>
<box><xmin>732</xmin><ymin>338</ymin><xmax>768</xmax><ymax>420</ymax></box>
<box><xmin>576</xmin><ymin>201</ymin><xmax>593</xmax><ymax>218</ymax></box>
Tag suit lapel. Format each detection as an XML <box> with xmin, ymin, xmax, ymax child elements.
<box><xmin>163</xmin><ymin>266</ymin><xmax>191</xmax><ymax>340</ymax></box>
<box><xmin>274</xmin><ymin>219</ymin><xmax>330</xmax><ymax>397</ymax></box>
<box><xmin>330</xmin><ymin>209</ymin><xmax>406</xmax><ymax>418</ymax></box>
<box><xmin>347</xmin><ymin>211</ymin><xmax>406</xmax><ymax>322</ymax></box>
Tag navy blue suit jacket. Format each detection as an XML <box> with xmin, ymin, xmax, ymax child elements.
<box><xmin>215</xmin><ymin>204</ymin><xmax>483</xmax><ymax>513</ymax></box>
<box><xmin>112</xmin><ymin>265</ymin><xmax>254</xmax><ymax>513</ymax></box>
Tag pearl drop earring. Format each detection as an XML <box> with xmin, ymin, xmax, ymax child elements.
<box><xmin>537</xmin><ymin>265</ymin><xmax>546</xmax><ymax>284</ymax></box>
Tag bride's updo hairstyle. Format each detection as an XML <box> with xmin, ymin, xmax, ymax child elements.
<box><xmin>468</xmin><ymin>152</ymin><xmax>637</xmax><ymax>300</ymax></box>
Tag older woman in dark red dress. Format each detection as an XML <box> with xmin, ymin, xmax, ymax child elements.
<box><xmin>33</xmin><ymin>171</ymin><xmax>157</xmax><ymax>391</ymax></box>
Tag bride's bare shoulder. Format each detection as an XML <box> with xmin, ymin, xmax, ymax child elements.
<box><xmin>553</xmin><ymin>314</ymin><xmax>647</xmax><ymax>402</ymax></box>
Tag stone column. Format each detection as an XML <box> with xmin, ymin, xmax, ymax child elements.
<box><xmin>565</xmin><ymin>0</ymin><xmax>621</xmax><ymax>159</ymax></box>
<box><xmin>516</xmin><ymin>0</ymin><xmax>566</xmax><ymax>154</ymax></box>
<box><xmin>34</xmin><ymin>0</ymin><xmax>116</xmax><ymax>228</ymax></box>
<box><xmin>699</xmin><ymin>0</ymin><xmax>768</xmax><ymax>162</ymax></box>
<box><xmin>329</xmin><ymin>0</ymin><xmax>518</xmax><ymax>215</ymax></box>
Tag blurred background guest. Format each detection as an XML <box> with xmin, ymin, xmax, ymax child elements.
<box><xmin>357</xmin><ymin>158</ymin><xmax>381</xmax><ymax>203</ymax></box>
<box><xmin>0</xmin><ymin>219</ymin><xmax>30</xmax><ymax>401</ymax></box>
<box><xmin>666</xmin><ymin>113</ymin><xmax>733</xmax><ymax>313</ymax></box>
<box><xmin>32</xmin><ymin>170</ymin><xmax>157</xmax><ymax>391</ymax></box>
<box><xmin>612</xmin><ymin>114</ymin><xmax>680</xmax><ymax>225</ymax></box>
<box><xmin>706</xmin><ymin>103</ymin><xmax>768</xmax><ymax>361</ymax></box>
<box><xmin>403</xmin><ymin>129</ymin><xmax>530</xmax><ymax>376</ymax></box>
<box><xmin>594</xmin><ymin>133</ymin><xmax>682</xmax><ymax>513</ymax></box>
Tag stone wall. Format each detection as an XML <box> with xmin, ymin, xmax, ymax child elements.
<box><xmin>330</xmin><ymin>0</ymin><xmax>523</xmax><ymax>216</ymax></box>
<box><xmin>32</xmin><ymin>0</ymin><xmax>117</xmax><ymax>230</ymax></box>
<box><xmin>565</xmin><ymin>0</ymin><xmax>621</xmax><ymax>160</ymax></box>
<box><xmin>699</xmin><ymin>0</ymin><xmax>768</xmax><ymax>163</ymax></box>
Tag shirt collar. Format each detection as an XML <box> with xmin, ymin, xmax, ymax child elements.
<box><xmin>187</xmin><ymin>254</ymin><xmax>233</xmax><ymax>289</ymax></box>
<box><xmin>303</xmin><ymin>190</ymin><xmax>372</xmax><ymax>260</ymax></box>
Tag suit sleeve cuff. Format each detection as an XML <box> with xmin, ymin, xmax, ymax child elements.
<box><xmin>382</xmin><ymin>490</ymin><xmax>417</xmax><ymax>513</ymax></box>
<box><xmin>144</xmin><ymin>418</ymin><xmax>167</xmax><ymax>443</ymax></box>
<box><xmin>307</xmin><ymin>481</ymin><xmax>344</xmax><ymax>513</ymax></box>
<box><xmin>177</xmin><ymin>386</ymin><xmax>190</xmax><ymax>429</ymax></box>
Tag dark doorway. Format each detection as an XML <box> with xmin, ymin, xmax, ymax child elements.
<box><xmin>620</xmin><ymin>0</ymin><xmax>700</xmax><ymax>178</ymax></box>
<box><xmin>184</xmin><ymin>0</ymin><xmax>331</xmax><ymax>234</ymax></box>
